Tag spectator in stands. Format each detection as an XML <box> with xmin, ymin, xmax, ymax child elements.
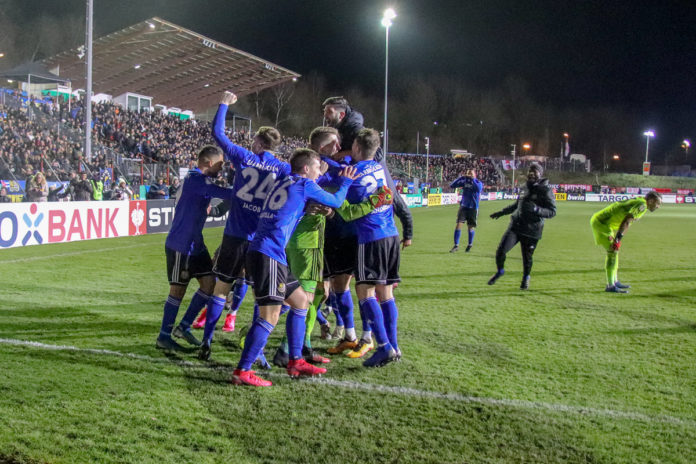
<box><xmin>0</xmin><ymin>186</ymin><xmax>11</xmax><ymax>203</ymax></box>
<box><xmin>91</xmin><ymin>175</ymin><xmax>104</xmax><ymax>201</ymax></box>
<box><xmin>47</xmin><ymin>183</ymin><xmax>65</xmax><ymax>202</ymax></box>
<box><xmin>169</xmin><ymin>177</ymin><xmax>181</xmax><ymax>200</ymax></box>
<box><xmin>112</xmin><ymin>178</ymin><xmax>133</xmax><ymax>200</ymax></box>
<box><xmin>148</xmin><ymin>177</ymin><xmax>168</xmax><ymax>200</ymax></box>
<box><xmin>74</xmin><ymin>172</ymin><xmax>93</xmax><ymax>201</ymax></box>
<box><xmin>25</xmin><ymin>171</ymin><xmax>48</xmax><ymax>202</ymax></box>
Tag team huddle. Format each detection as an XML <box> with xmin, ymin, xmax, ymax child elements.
<box><xmin>156</xmin><ymin>92</ymin><xmax>409</xmax><ymax>387</ymax></box>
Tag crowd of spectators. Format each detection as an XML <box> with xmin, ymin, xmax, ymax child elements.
<box><xmin>2</xmin><ymin>89</ymin><xmax>504</xmax><ymax>202</ymax></box>
<box><xmin>387</xmin><ymin>154</ymin><xmax>502</xmax><ymax>188</ymax></box>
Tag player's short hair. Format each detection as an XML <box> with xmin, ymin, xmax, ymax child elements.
<box><xmin>289</xmin><ymin>148</ymin><xmax>320</xmax><ymax>173</ymax></box>
<box><xmin>255</xmin><ymin>127</ymin><xmax>282</xmax><ymax>150</ymax></box>
<box><xmin>354</xmin><ymin>128</ymin><xmax>381</xmax><ymax>159</ymax></box>
<box><xmin>645</xmin><ymin>191</ymin><xmax>662</xmax><ymax>202</ymax></box>
<box><xmin>197</xmin><ymin>145</ymin><xmax>222</xmax><ymax>163</ymax></box>
<box><xmin>528</xmin><ymin>163</ymin><xmax>543</xmax><ymax>176</ymax></box>
<box><xmin>309</xmin><ymin>126</ymin><xmax>339</xmax><ymax>149</ymax></box>
<box><xmin>322</xmin><ymin>96</ymin><xmax>349</xmax><ymax>110</ymax></box>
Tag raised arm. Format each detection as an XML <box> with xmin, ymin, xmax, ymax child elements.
<box><xmin>211</xmin><ymin>92</ymin><xmax>251</xmax><ymax>165</ymax></box>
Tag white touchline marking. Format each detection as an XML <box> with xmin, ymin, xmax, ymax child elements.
<box><xmin>1</xmin><ymin>337</ymin><xmax>693</xmax><ymax>429</ymax></box>
<box><xmin>0</xmin><ymin>243</ymin><xmax>151</xmax><ymax>264</ymax></box>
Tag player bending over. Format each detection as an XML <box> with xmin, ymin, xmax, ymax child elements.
<box><xmin>590</xmin><ymin>191</ymin><xmax>661</xmax><ymax>293</ymax></box>
<box><xmin>232</xmin><ymin>149</ymin><xmax>357</xmax><ymax>387</ymax></box>
<box><xmin>449</xmin><ymin>169</ymin><xmax>483</xmax><ymax>253</ymax></box>
<box><xmin>156</xmin><ymin>146</ymin><xmax>234</xmax><ymax>351</ymax></box>
<box><xmin>488</xmin><ymin>163</ymin><xmax>556</xmax><ymax>290</ymax></box>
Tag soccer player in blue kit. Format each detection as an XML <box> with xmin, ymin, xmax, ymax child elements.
<box><xmin>232</xmin><ymin>149</ymin><xmax>357</xmax><ymax>387</ymax></box>
<box><xmin>449</xmin><ymin>169</ymin><xmax>483</xmax><ymax>253</ymax></box>
<box><xmin>198</xmin><ymin>91</ymin><xmax>291</xmax><ymax>361</ymax></box>
<box><xmin>156</xmin><ymin>146</ymin><xmax>235</xmax><ymax>351</ymax></box>
<box><xmin>345</xmin><ymin>128</ymin><xmax>402</xmax><ymax>367</ymax></box>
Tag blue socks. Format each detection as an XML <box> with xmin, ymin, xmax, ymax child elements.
<box><xmin>159</xmin><ymin>295</ymin><xmax>182</xmax><ymax>339</ymax></box>
<box><xmin>252</xmin><ymin>303</ymin><xmax>260</xmax><ymax>322</ymax></box>
<box><xmin>230</xmin><ymin>279</ymin><xmax>248</xmax><ymax>313</ymax></box>
<box><xmin>468</xmin><ymin>229</ymin><xmax>475</xmax><ymax>246</ymax></box>
<box><xmin>315</xmin><ymin>306</ymin><xmax>328</xmax><ymax>325</ymax></box>
<box><xmin>454</xmin><ymin>229</ymin><xmax>461</xmax><ymax>246</ymax></box>
<box><xmin>238</xmin><ymin>318</ymin><xmax>275</xmax><ymax>370</ymax></box>
<box><xmin>360</xmin><ymin>297</ymin><xmax>391</xmax><ymax>349</ymax></box>
<box><xmin>286</xmin><ymin>307</ymin><xmax>308</xmax><ymax>360</ymax></box>
<box><xmin>380</xmin><ymin>298</ymin><xmax>399</xmax><ymax>351</ymax></box>
<box><xmin>280</xmin><ymin>304</ymin><xmax>290</xmax><ymax>316</ymax></box>
<box><xmin>178</xmin><ymin>289</ymin><xmax>210</xmax><ymax>330</ymax></box>
<box><xmin>336</xmin><ymin>290</ymin><xmax>354</xmax><ymax>330</ymax></box>
<box><xmin>203</xmin><ymin>295</ymin><xmax>226</xmax><ymax>344</ymax></box>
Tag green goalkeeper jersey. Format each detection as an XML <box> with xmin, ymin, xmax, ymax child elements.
<box><xmin>287</xmin><ymin>200</ymin><xmax>375</xmax><ymax>250</ymax></box>
<box><xmin>592</xmin><ymin>197</ymin><xmax>648</xmax><ymax>231</ymax></box>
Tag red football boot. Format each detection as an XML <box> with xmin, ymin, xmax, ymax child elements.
<box><xmin>192</xmin><ymin>308</ymin><xmax>207</xmax><ymax>329</ymax></box>
<box><xmin>230</xmin><ymin>369</ymin><xmax>272</xmax><ymax>387</ymax></box>
<box><xmin>287</xmin><ymin>358</ymin><xmax>327</xmax><ymax>378</ymax></box>
<box><xmin>222</xmin><ymin>313</ymin><xmax>236</xmax><ymax>332</ymax></box>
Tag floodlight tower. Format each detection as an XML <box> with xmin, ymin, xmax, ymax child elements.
<box><xmin>381</xmin><ymin>8</ymin><xmax>396</xmax><ymax>157</ymax></box>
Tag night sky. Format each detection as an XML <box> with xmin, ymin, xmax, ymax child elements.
<box><xmin>5</xmin><ymin>0</ymin><xmax>696</xmax><ymax>157</ymax></box>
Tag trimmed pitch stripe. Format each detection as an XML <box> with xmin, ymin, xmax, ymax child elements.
<box><xmin>0</xmin><ymin>337</ymin><xmax>693</xmax><ymax>429</ymax></box>
<box><xmin>0</xmin><ymin>243</ymin><xmax>151</xmax><ymax>264</ymax></box>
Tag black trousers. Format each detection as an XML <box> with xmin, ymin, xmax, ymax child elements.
<box><xmin>495</xmin><ymin>229</ymin><xmax>539</xmax><ymax>276</ymax></box>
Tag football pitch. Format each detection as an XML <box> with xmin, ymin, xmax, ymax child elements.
<box><xmin>1</xmin><ymin>201</ymin><xmax>695</xmax><ymax>464</ymax></box>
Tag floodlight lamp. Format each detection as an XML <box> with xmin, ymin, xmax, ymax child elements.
<box><xmin>381</xmin><ymin>17</ymin><xmax>392</xmax><ymax>28</ymax></box>
<box><xmin>134</xmin><ymin>64</ymin><xmax>141</xmax><ymax>70</ymax></box>
<box><xmin>384</xmin><ymin>8</ymin><xmax>397</xmax><ymax>20</ymax></box>
<box><xmin>147</xmin><ymin>22</ymin><xmax>155</xmax><ymax>29</ymax></box>
<box><xmin>683</xmin><ymin>139</ymin><xmax>690</xmax><ymax>148</ymax></box>
<box><xmin>613</xmin><ymin>154</ymin><xmax>620</xmax><ymax>160</ymax></box>
<box><xmin>0</xmin><ymin>53</ymin><xmax>5</xmax><ymax>58</ymax></box>
<box><xmin>523</xmin><ymin>143</ymin><xmax>531</xmax><ymax>150</ymax></box>
<box><xmin>563</xmin><ymin>132</ymin><xmax>569</xmax><ymax>138</ymax></box>
<box><xmin>643</xmin><ymin>130</ymin><xmax>655</xmax><ymax>137</ymax></box>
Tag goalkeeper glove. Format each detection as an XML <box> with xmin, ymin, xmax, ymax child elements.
<box><xmin>490</xmin><ymin>211</ymin><xmax>504</xmax><ymax>219</ymax></box>
<box><xmin>611</xmin><ymin>240</ymin><xmax>621</xmax><ymax>251</ymax></box>
<box><xmin>369</xmin><ymin>186</ymin><xmax>394</xmax><ymax>208</ymax></box>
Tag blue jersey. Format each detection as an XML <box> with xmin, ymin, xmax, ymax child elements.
<box><xmin>164</xmin><ymin>168</ymin><xmax>235</xmax><ymax>255</ymax></box>
<box><xmin>346</xmin><ymin>160</ymin><xmax>399</xmax><ymax>244</ymax></box>
<box><xmin>212</xmin><ymin>104</ymin><xmax>291</xmax><ymax>240</ymax></box>
<box><xmin>249</xmin><ymin>174</ymin><xmax>353</xmax><ymax>265</ymax></box>
<box><xmin>320</xmin><ymin>155</ymin><xmax>358</xmax><ymax>240</ymax></box>
<box><xmin>451</xmin><ymin>176</ymin><xmax>483</xmax><ymax>209</ymax></box>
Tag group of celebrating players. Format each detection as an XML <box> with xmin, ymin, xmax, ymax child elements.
<box><xmin>154</xmin><ymin>89</ymin><xmax>662</xmax><ymax>388</ymax></box>
<box><xmin>155</xmin><ymin>92</ymin><xmax>412</xmax><ymax>387</ymax></box>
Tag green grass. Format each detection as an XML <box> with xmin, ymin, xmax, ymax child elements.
<box><xmin>1</xmin><ymin>202</ymin><xmax>695</xmax><ymax>463</ymax></box>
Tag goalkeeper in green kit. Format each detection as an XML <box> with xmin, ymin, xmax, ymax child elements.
<box><xmin>590</xmin><ymin>191</ymin><xmax>662</xmax><ymax>293</ymax></box>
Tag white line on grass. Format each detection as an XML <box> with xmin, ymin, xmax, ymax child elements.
<box><xmin>1</xmin><ymin>337</ymin><xmax>693</xmax><ymax>429</ymax></box>
<box><xmin>0</xmin><ymin>243</ymin><xmax>150</xmax><ymax>264</ymax></box>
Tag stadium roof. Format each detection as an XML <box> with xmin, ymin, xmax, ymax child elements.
<box><xmin>0</xmin><ymin>62</ymin><xmax>70</xmax><ymax>85</ymax></box>
<box><xmin>40</xmin><ymin>17</ymin><xmax>300</xmax><ymax>112</ymax></box>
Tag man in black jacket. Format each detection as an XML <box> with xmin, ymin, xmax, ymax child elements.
<box><xmin>322</xmin><ymin>97</ymin><xmax>414</xmax><ymax>245</ymax></box>
<box><xmin>488</xmin><ymin>163</ymin><xmax>556</xmax><ymax>289</ymax></box>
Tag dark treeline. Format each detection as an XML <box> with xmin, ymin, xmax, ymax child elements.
<box><xmin>241</xmin><ymin>71</ymin><xmax>692</xmax><ymax>172</ymax></box>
